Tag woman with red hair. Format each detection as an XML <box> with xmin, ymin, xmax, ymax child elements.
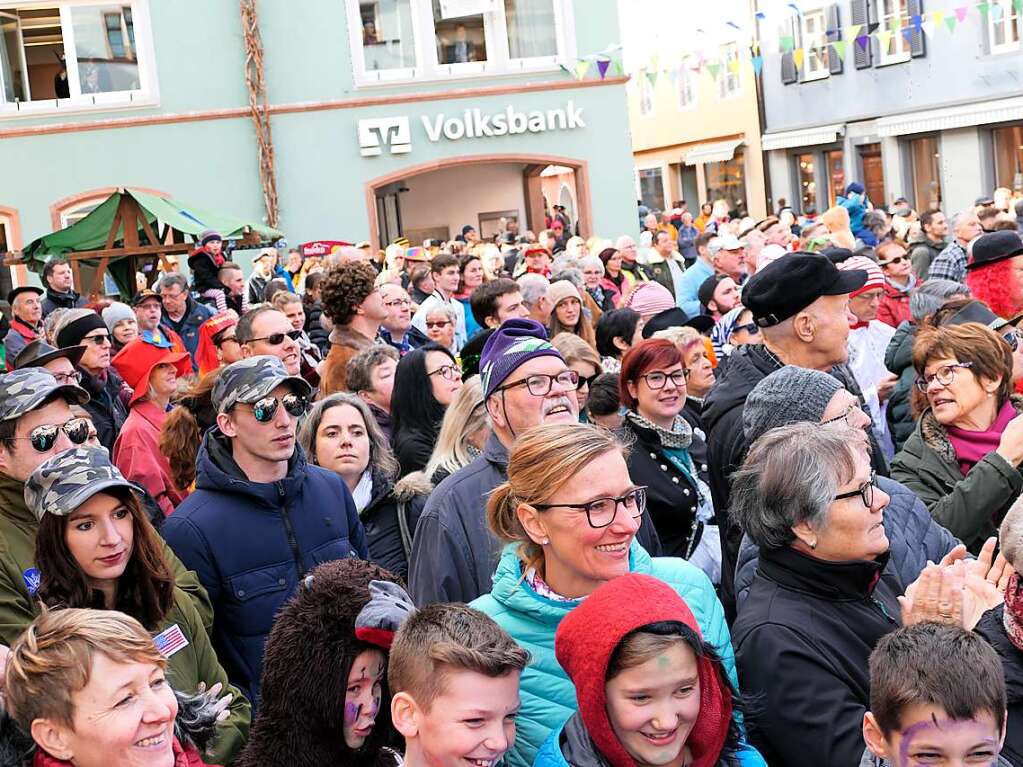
<box><xmin>965</xmin><ymin>231</ymin><xmax>1023</xmax><ymax>319</ymax></box>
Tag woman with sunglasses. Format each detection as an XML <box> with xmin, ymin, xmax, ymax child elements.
<box><xmin>389</xmin><ymin>343</ymin><xmax>463</xmax><ymax>477</ymax></box>
<box><xmin>470</xmin><ymin>422</ymin><xmax>740</xmax><ymax>767</ymax></box>
<box><xmin>892</xmin><ymin>322</ymin><xmax>1023</xmax><ymax>552</ymax></box>
<box><xmin>54</xmin><ymin>309</ymin><xmax>129</xmax><ymax>452</ymax></box>
<box><xmin>23</xmin><ymin>447</ymin><xmax>250</xmax><ymax>765</ymax></box>
<box><xmin>618</xmin><ymin>339</ymin><xmax>718</xmax><ymax>574</ymax></box>
<box><xmin>876</xmin><ymin>240</ymin><xmax>915</xmax><ymax>328</ymax></box>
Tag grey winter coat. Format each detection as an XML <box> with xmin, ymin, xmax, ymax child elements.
<box><xmin>734</xmin><ymin>475</ymin><xmax>962</xmax><ymax>606</ymax></box>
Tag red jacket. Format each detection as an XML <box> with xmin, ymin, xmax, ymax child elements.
<box><xmin>877</xmin><ymin>280</ymin><xmax>912</xmax><ymax>328</ymax></box>
<box><xmin>112</xmin><ymin>400</ymin><xmax>186</xmax><ymax>515</ymax></box>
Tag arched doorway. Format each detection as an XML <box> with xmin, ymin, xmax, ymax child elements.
<box><xmin>364</xmin><ymin>154</ymin><xmax>591</xmax><ymax>251</ymax></box>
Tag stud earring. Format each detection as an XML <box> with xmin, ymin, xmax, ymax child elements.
<box><xmin>542</xmin><ymin>537</ymin><xmax>550</xmax><ymax>545</ymax></box>
<box><xmin>810</xmin><ymin>539</ymin><xmax>818</xmax><ymax>550</ymax></box>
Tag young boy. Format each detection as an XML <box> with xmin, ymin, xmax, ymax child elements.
<box><xmin>389</xmin><ymin>603</ymin><xmax>529</xmax><ymax>767</ymax></box>
<box><xmin>862</xmin><ymin>622</ymin><xmax>1009</xmax><ymax>766</ymax></box>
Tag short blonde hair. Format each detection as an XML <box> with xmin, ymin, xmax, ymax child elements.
<box><xmin>7</xmin><ymin>609</ymin><xmax>166</xmax><ymax>731</ymax></box>
<box><xmin>423</xmin><ymin>375</ymin><xmax>487</xmax><ymax>479</ymax></box>
<box><xmin>551</xmin><ymin>332</ymin><xmax>602</xmax><ymax>372</ymax></box>
<box><xmin>651</xmin><ymin>325</ymin><xmax>701</xmax><ymax>351</ymax></box>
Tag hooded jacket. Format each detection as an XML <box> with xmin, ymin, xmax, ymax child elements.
<box><xmin>883</xmin><ymin>322</ymin><xmax>917</xmax><ymax>453</ymax></box>
<box><xmin>302</xmin><ymin>297</ymin><xmax>330</xmax><ymax>356</ymax></box>
<box><xmin>907</xmin><ymin>233</ymin><xmax>947</xmax><ymax>280</ymax></box>
<box><xmin>78</xmin><ymin>366</ymin><xmax>129</xmax><ymax>453</ymax></box>
<box><xmin>235</xmin><ymin>559</ymin><xmax>402</xmax><ymax>767</ymax></box>
<box><xmin>161</xmin><ymin>429</ymin><xmax>369</xmax><ymax>709</ymax></box>
<box><xmin>974</xmin><ymin>605</ymin><xmax>1023</xmax><ymax>766</ymax></box>
<box><xmin>471</xmin><ymin>542</ymin><xmax>735</xmax><ymax>767</ymax></box>
<box><xmin>732</xmin><ymin>546</ymin><xmax>903</xmax><ymax>767</ymax></box>
<box><xmin>40</xmin><ymin>287</ymin><xmax>85</xmax><ymax>317</ymax></box>
<box><xmin>533</xmin><ymin>573</ymin><xmax>764</xmax><ymax>767</ymax></box>
<box><xmin>891</xmin><ymin>396</ymin><xmax>1023</xmax><ymax>551</ymax></box>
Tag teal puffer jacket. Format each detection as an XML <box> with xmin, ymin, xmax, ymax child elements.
<box><xmin>470</xmin><ymin>542</ymin><xmax>735</xmax><ymax>767</ymax></box>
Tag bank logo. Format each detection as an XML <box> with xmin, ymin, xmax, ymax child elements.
<box><xmin>358</xmin><ymin>117</ymin><xmax>412</xmax><ymax>157</ymax></box>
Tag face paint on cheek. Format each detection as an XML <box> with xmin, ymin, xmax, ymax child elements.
<box><xmin>345</xmin><ymin>702</ymin><xmax>362</xmax><ymax>725</ymax></box>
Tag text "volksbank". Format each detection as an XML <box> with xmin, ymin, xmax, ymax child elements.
<box><xmin>422</xmin><ymin>101</ymin><xmax>585</xmax><ymax>142</ymax></box>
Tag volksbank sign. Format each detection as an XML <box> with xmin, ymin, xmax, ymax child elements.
<box><xmin>358</xmin><ymin>101</ymin><xmax>585</xmax><ymax>157</ymax></box>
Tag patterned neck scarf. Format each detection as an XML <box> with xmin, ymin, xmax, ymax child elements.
<box><xmin>624</xmin><ymin>409</ymin><xmax>693</xmax><ymax>449</ymax></box>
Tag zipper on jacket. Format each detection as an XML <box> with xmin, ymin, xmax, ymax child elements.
<box><xmin>869</xmin><ymin>596</ymin><xmax>897</xmax><ymax>625</ymax></box>
<box><xmin>276</xmin><ymin>482</ymin><xmax>305</xmax><ymax>581</ymax></box>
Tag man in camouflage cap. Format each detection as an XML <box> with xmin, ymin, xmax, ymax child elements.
<box><xmin>162</xmin><ymin>355</ymin><xmax>368</xmax><ymax>708</ymax></box>
<box><xmin>0</xmin><ymin>369</ymin><xmax>211</xmax><ymax>643</ymax></box>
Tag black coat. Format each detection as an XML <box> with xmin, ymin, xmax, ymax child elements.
<box><xmin>360</xmin><ymin>469</ymin><xmax>429</xmax><ymax>583</ymax></box>
<box><xmin>393</xmin><ymin>423</ymin><xmax>438</xmax><ymax>478</ymax></box>
<box><xmin>975</xmin><ymin>605</ymin><xmax>1023</xmax><ymax>766</ymax></box>
<box><xmin>732</xmin><ymin>546</ymin><xmax>903</xmax><ymax>767</ymax></box>
<box><xmin>78</xmin><ymin>367</ymin><xmax>129</xmax><ymax>452</ymax></box>
<box><xmin>303</xmin><ymin>298</ymin><xmax>329</xmax><ymax>356</ymax></box>
<box><xmin>619</xmin><ymin>417</ymin><xmax>709</xmax><ymax>559</ymax></box>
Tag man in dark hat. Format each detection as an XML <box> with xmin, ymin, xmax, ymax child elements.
<box><xmin>701</xmin><ymin>252</ymin><xmax>867</xmax><ymax>617</ymax></box>
<box><xmin>4</xmin><ymin>286</ymin><xmax>44</xmax><ymax>370</ymax></box>
<box><xmin>12</xmin><ymin>339</ymin><xmax>86</xmax><ymax>386</ymax></box>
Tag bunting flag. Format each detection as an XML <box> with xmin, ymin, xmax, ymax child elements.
<box><xmin>705</xmin><ymin>62</ymin><xmax>721</xmax><ymax>79</ymax></box>
<box><xmin>751</xmin><ymin>55</ymin><xmax>764</xmax><ymax>74</ymax></box>
<box><xmin>877</xmin><ymin>29</ymin><xmax>894</xmax><ymax>49</ymax></box>
<box><xmin>1016</xmin><ymin>0</ymin><xmax>1023</xmax><ymax>13</ymax></box>
<box><xmin>911</xmin><ymin>13</ymin><xmax>923</xmax><ymax>29</ymax></box>
<box><xmin>932</xmin><ymin>9</ymin><xmax>945</xmax><ymax>24</ymax></box>
<box><xmin>666</xmin><ymin>66</ymin><xmax>679</xmax><ymax>86</ymax></box>
<box><xmin>845</xmin><ymin>23</ymin><xmax>862</xmax><ymax>39</ymax></box>
<box><xmin>780</xmin><ymin>34</ymin><xmax>795</xmax><ymax>52</ymax></box>
<box><xmin>728</xmin><ymin>57</ymin><xmax>740</xmax><ymax>73</ymax></box>
<box><xmin>644</xmin><ymin>68</ymin><xmax>657</xmax><ymax>86</ymax></box>
<box><xmin>977</xmin><ymin>2</ymin><xmax>990</xmax><ymax>20</ymax></box>
<box><xmin>955</xmin><ymin>6</ymin><xmax>969</xmax><ymax>21</ymax></box>
<box><xmin>945</xmin><ymin>14</ymin><xmax>958</xmax><ymax>32</ymax></box>
<box><xmin>991</xmin><ymin>3</ymin><xmax>1003</xmax><ymax>20</ymax></box>
<box><xmin>901</xmin><ymin>26</ymin><xmax>914</xmax><ymax>41</ymax></box>
<box><xmin>573</xmin><ymin>60</ymin><xmax>591</xmax><ymax>80</ymax></box>
<box><xmin>596</xmin><ymin>58</ymin><xmax>611</xmax><ymax>79</ymax></box>
<box><xmin>832</xmin><ymin>39</ymin><xmax>848</xmax><ymax>59</ymax></box>
<box><xmin>856</xmin><ymin>34</ymin><xmax>871</xmax><ymax>49</ymax></box>
<box><xmin>792</xmin><ymin>48</ymin><xmax>805</xmax><ymax>68</ymax></box>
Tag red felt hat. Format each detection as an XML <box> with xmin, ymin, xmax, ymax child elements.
<box><xmin>112</xmin><ymin>338</ymin><xmax>192</xmax><ymax>406</ymax></box>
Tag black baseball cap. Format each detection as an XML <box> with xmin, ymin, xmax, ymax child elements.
<box><xmin>698</xmin><ymin>274</ymin><xmax>728</xmax><ymax>308</ymax></box>
<box><xmin>641</xmin><ymin>307</ymin><xmax>715</xmax><ymax>338</ymax></box>
<box><xmin>6</xmin><ymin>285</ymin><xmax>43</xmax><ymax>305</ymax></box>
<box><xmin>131</xmin><ymin>289</ymin><xmax>161</xmax><ymax>307</ymax></box>
<box><xmin>744</xmin><ymin>253</ymin><xmax>867</xmax><ymax>328</ymax></box>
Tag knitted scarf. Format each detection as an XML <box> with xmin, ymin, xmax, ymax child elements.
<box><xmin>624</xmin><ymin>409</ymin><xmax>693</xmax><ymax>449</ymax></box>
<box><xmin>1004</xmin><ymin>572</ymin><xmax>1023</xmax><ymax>652</ymax></box>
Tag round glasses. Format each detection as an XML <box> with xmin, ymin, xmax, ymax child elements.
<box><xmin>915</xmin><ymin>362</ymin><xmax>974</xmax><ymax>393</ymax></box>
<box><xmin>52</xmin><ymin>371</ymin><xmax>82</xmax><ymax>386</ymax></box>
<box><xmin>427</xmin><ymin>364</ymin><xmax>462</xmax><ymax>381</ymax></box>
<box><xmin>640</xmin><ymin>370</ymin><xmax>689</xmax><ymax>389</ymax></box>
<box><xmin>496</xmin><ymin>370</ymin><xmax>579</xmax><ymax>397</ymax></box>
<box><xmin>13</xmin><ymin>417</ymin><xmax>91</xmax><ymax>452</ymax></box>
<box><xmin>243</xmin><ymin>394</ymin><xmax>309</xmax><ymax>423</ymax></box>
<box><xmin>533</xmin><ymin>486</ymin><xmax>647</xmax><ymax>529</ymax></box>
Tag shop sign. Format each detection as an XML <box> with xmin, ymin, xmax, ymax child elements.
<box><xmin>359</xmin><ymin>101</ymin><xmax>586</xmax><ymax>157</ymax></box>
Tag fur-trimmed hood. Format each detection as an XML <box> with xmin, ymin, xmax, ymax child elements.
<box><xmin>235</xmin><ymin>559</ymin><xmax>403</xmax><ymax>767</ymax></box>
<box><xmin>391</xmin><ymin>470</ymin><xmax>434</xmax><ymax>504</ymax></box>
<box><xmin>918</xmin><ymin>394</ymin><xmax>1023</xmax><ymax>465</ymax></box>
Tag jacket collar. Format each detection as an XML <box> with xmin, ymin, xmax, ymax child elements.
<box><xmin>133</xmin><ymin>399</ymin><xmax>168</xmax><ymax>429</ymax></box>
<box><xmin>757</xmin><ymin>545</ymin><xmax>890</xmax><ymax>601</ymax></box>
<box><xmin>195</xmin><ymin>427</ymin><xmax>306</xmax><ymax>505</ymax></box>
<box><xmin>484</xmin><ymin>432</ymin><xmax>509</xmax><ymax>468</ymax></box>
<box><xmin>919</xmin><ymin>394</ymin><xmax>1023</xmax><ymax>465</ymax></box>
<box><xmin>328</xmin><ymin>325</ymin><xmax>375</xmax><ymax>350</ymax></box>
<box><xmin>9</xmin><ymin>318</ymin><xmax>39</xmax><ymax>336</ymax></box>
<box><xmin>44</xmin><ymin>287</ymin><xmax>81</xmax><ymax>306</ymax></box>
<box><xmin>0</xmin><ymin>473</ymin><xmax>36</xmax><ymax>531</ymax></box>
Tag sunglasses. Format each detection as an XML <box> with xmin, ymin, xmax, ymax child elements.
<box><xmin>881</xmin><ymin>255</ymin><xmax>907</xmax><ymax>266</ymax></box>
<box><xmin>14</xmin><ymin>417</ymin><xmax>91</xmax><ymax>452</ymax></box>
<box><xmin>83</xmin><ymin>334</ymin><xmax>111</xmax><ymax>346</ymax></box>
<box><xmin>247</xmin><ymin>329</ymin><xmax>303</xmax><ymax>345</ymax></box>
<box><xmin>734</xmin><ymin>321</ymin><xmax>761</xmax><ymax>336</ymax></box>
<box><xmin>575</xmin><ymin>372</ymin><xmax>600</xmax><ymax>390</ymax></box>
<box><xmin>425</xmin><ymin>320</ymin><xmax>453</xmax><ymax>329</ymax></box>
<box><xmin>243</xmin><ymin>394</ymin><xmax>309</xmax><ymax>423</ymax></box>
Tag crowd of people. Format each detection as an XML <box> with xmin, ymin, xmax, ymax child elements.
<box><xmin>1</xmin><ymin>186</ymin><xmax>1023</xmax><ymax>766</ymax></box>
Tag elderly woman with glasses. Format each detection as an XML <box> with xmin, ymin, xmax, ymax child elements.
<box><xmin>731</xmin><ymin>422</ymin><xmax>1002</xmax><ymax>767</ymax></box>
<box><xmin>892</xmin><ymin>322</ymin><xmax>1023</xmax><ymax>551</ymax></box>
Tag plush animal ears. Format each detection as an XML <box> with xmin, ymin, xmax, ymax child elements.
<box><xmin>355</xmin><ymin>580</ymin><xmax>416</xmax><ymax>650</ymax></box>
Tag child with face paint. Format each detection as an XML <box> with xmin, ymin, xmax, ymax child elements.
<box><xmin>235</xmin><ymin>559</ymin><xmax>414</xmax><ymax>767</ymax></box>
<box><xmin>862</xmin><ymin>622</ymin><xmax>1010</xmax><ymax>767</ymax></box>
<box><xmin>536</xmin><ymin>574</ymin><xmax>765</xmax><ymax>767</ymax></box>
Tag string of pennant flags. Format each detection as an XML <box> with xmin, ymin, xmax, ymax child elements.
<box><xmin>562</xmin><ymin>1</ymin><xmax>1020</xmax><ymax>83</ymax></box>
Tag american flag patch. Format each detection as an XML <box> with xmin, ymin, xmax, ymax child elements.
<box><xmin>153</xmin><ymin>624</ymin><xmax>189</xmax><ymax>659</ymax></box>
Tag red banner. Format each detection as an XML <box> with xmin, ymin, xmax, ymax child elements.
<box><xmin>298</xmin><ymin>240</ymin><xmax>352</xmax><ymax>257</ymax></box>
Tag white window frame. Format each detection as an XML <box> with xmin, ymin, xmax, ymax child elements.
<box><xmin>0</xmin><ymin>0</ymin><xmax>157</xmax><ymax>119</ymax></box>
<box><xmin>989</xmin><ymin>0</ymin><xmax>1022</xmax><ymax>53</ymax></box>
<box><xmin>801</xmin><ymin>8</ymin><xmax>830</xmax><ymax>81</ymax></box>
<box><xmin>876</xmin><ymin>0</ymin><xmax>911</xmax><ymax>65</ymax></box>
<box><xmin>718</xmin><ymin>42</ymin><xmax>741</xmax><ymax>100</ymax></box>
<box><xmin>676</xmin><ymin>59</ymin><xmax>695</xmax><ymax>111</ymax></box>
<box><xmin>345</xmin><ymin>0</ymin><xmax>577</xmax><ymax>87</ymax></box>
<box><xmin>638</xmin><ymin>70</ymin><xmax>652</xmax><ymax>115</ymax></box>
<box><xmin>635</xmin><ymin>164</ymin><xmax>669</xmax><ymax>213</ymax></box>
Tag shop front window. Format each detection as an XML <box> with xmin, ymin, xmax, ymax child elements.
<box><xmin>359</xmin><ymin>0</ymin><xmax>417</xmax><ymax>72</ymax></box>
<box><xmin>637</xmin><ymin>167</ymin><xmax>665</xmax><ymax>213</ymax></box>
<box><xmin>797</xmin><ymin>153</ymin><xmax>817</xmax><ymax>213</ymax></box>
<box><xmin>909</xmin><ymin>135</ymin><xmax>941</xmax><ymax>210</ymax></box>
<box><xmin>826</xmin><ymin>150</ymin><xmax>845</xmax><ymax>207</ymax></box>
<box><xmin>705</xmin><ymin>148</ymin><xmax>748</xmax><ymax>216</ymax></box>
<box><xmin>993</xmin><ymin>124</ymin><xmax>1023</xmax><ymax>193</ymax></box>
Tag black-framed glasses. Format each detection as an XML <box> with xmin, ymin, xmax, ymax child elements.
<box><xmin>215</xmin><ymin>334</ymin><xmax>238</xmax><ymax>348</ymax></box>
<box><xmin>915</xmin><ymin>361</ymin><xmax>974</xmax><ymax>393</ymax></box>
<box><xmin>247</xmin><ymin>329</ymin><xmax>303</xmax><ymax>346</ymax></box>
<box><xmin>640</xmin><ymin>370</ymin><xmax>688</xmax><ymax>389</ymax></box>
<box><xmin>496</xmin><ymin>369</ymin><xmax>579</xmax><ymax>397</ymax></box>
<box><xmin>83</xmin><ymin>334</ymin><xmax>111</xmax><ymax>346</ymax></box>
<box><xmin>834</xmin><ymin>471</ymin><xmax>877</xmax><ymax>508</ymax></box>
<box><xmin>242</xmin><ymin>394</ymin><xmax>309</xmax><ymax>423</ymax></box>
<box><xmin>427</xmin><ymin>363</ymin><xmax>461</xmax><ymax>381</ymax></box>
<box><xmin>534</xmin><ymin>486</ymin><xmax>647</xmax><ymax>529</ymax></box>
<box><xmin>51</xmin><ymin>370</ymin><xmax>82</xmax><ymax>385</ymax></box>
<box><xmin>821</xmin><ymin>403</ymin><xmax>861</xmax><ymax>427</ymax></box>
<box><xmin>575</xmin><ymin>372</ymin><xmax>600</xmax><ymax>391</ymax></box>
<box><xmin>881</xmin><ymin>255</ymin><xmax>907</xmax><ymax>266</ymax></box>
<box><xmin>734</xmin><ymin>322</ymin><xmax>761</xmax><ymax>337</ymax></box>
<box><xmin>12</xmin><ymin>417</ymin><xmax>91</xmax><ymax>452</ymax></box>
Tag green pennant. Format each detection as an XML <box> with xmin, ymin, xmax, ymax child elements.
<box><xmin>780</xmin><ymin>34</ymin><xmax>794</xmax><ymax>52</ymax></box>
<box><xmin>573</xmin><ymin>60</ymin><xmax>590</xmax><ymax>80</ymax></box>
<box><xmin>645</xmin><ymin>68</ymin><xmax>658</xmax><ymax>87</ymax></box>
<box><xmin>706</xmin><ymin>62</ymin><xmax>721</xmax><ymax>79</ymax></box>
<box><xmin>944</xmin><ymin>15</ymin><xmax>958</xmax><ymax>32</ymax></box>
<box><xmin>977</xmin><ymin>2</ymin><xmax>990</xmax><ymax>20</ymax></box>
<box><xmin>1015</xmin><ymin>0</ymin><xmax>1022</xmax><ymax>12</ymax></box>
<box><xmin>832</xmin><ymin>39</ymin><xmax>847</xmax><ymax>59</ymax></box>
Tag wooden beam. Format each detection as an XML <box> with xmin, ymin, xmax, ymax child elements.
<box><xmin>64</xmin><ymin>242</ymin><xmax>193</xmax><ymax>260</ymax></box>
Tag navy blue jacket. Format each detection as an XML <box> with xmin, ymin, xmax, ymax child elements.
<box><xmin>162</xmin><ymin>429</ymin><xmax>368</xmax><ymax>709</ymax></box>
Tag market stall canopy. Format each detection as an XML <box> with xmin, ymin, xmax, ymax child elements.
<box><xmin>6</xmin><ymin>188</ymin><xmax>283</xmax><ymax>299</ymax></box>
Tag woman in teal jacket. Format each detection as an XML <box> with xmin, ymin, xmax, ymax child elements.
<box><xmin>470</xmin><ymin>423</ymin><xmax>744</xmax><ymax>767</ymax></box>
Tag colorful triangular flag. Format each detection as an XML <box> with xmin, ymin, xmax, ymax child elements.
<box><xmin>911</xmin><ymin>13</ymin><xmax>923</xmax><ymax>29</ymax></box>
<box><xmin>596</xmin><ymin>59</ymin><xmax>610</xmax><ymax>80</ymax></box>
<box><xmin>832</xmin><ymin>39</ymin><xmax>847</xmax><ymax>59</ymax></box>
<box><xmin>921</xmin><ymin>20</ymin><xmax>935</xmax><ymax>35</ymax></box>
<box><xmin>901</xmin><ymin>26</ymin><xmax>914</xmax><ymax>41</ymax></box>
<box><xmin>574</xmin><ymin>60</ymin><xmax>590</xmax><ymax>80</ymax></box>
<box><xmin>877</xmin><ymin>29</ymin><xmax>894</xmax><ymax>49</ymax></box>
<box><xmin>1016</xmin><ymin>0</ymin><xmax>1023</xmax><ymax>13</ymax></box>
<box><xmin>977</xmin><ymin>2</ymin><xmax>990</xmax><ymax>20</ymax></box>
<box><xmin>780</xmin><ymin>34</ymin><xmax>795</xmax><ymax>52</ymax></box>
<box><xmin>945</xmin><ymin>15</ymin><xmax>958</xmax><ymax>32</ymax></box>
<box><xmin>751</xmin><ymin>55</ymin><xmax>764</xmax><ymax>74</ymax></box>
<box><xmin>955</xmin><ymin>6</ymin><xmax>969</xmax><ymax>22</ymax></box>
<box><xmin>793</xmin><ymin>48</ymin><xmax>805</xmax><ymax>68</ymax></box>
<box><xmin>856</xmin><ymin>34</ymin><xmax>871</xmax><ymax>50</ymax></box>
<box><xmin>666</xmin><ymin>66</ymin><xmax>679</xmax><ymax>86</ymax></box>
<box><xmin>705</xmin><ymin>62</ymin><xmax>721</xmax><ymax>79</ymax></box>
<box><xmin>728</xmin><ymin>57</ymin><xmax>740</xmax><ymax>74</ymax></box>
<box><xmin>845</xmin><ymin>24</ymin><xmax>862</xmax><ymax>40</ymax></box>
<box><xmin>991</xmin><ymin>3</ymin><xmax>1004</xmax><ymax>20</ymax></box>
<box><xmin>644</xmin><ymin>68</ymin><xmax>657</xmax><ymax>86</ymax></box>
<box><xmin>932</xmin><ymin>9</ymin><xmax>945</xmax><ymax>25</ymax></box>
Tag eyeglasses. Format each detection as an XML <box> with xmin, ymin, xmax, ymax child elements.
<box><xmin>52</xmin><ymin>370</ymin><xmax>82</xmax><ymax>385</ymax></box>
<box><xmin>533</xmin><ymin>486</ymin><xmax>647</xmax><ymax>529</ymax></box>
<box><xmin>496</xmin><ymin>370</ymin><xmax>580</xmax><ymax>397</ymax></box>
<box><xmin>427</xmin><ymin>363</ymin><xmax>462</xmax><ymax>381</ymax></box>
<box><xmin>834</xmin><ymin>470</ymin><xmax>877</xmax><ymax>508</ymax></box>
<box><xmin>1003</xmin><ymin>328</ymin><xmax>1022</xmax><ymax>352</ymax></box>
<box><xmin>915</xmin><ymin>362</ymin><xmax>974</xmax><ymax>393</ymax></box>
<box><xmin>12</xmin><ymin>417</ymin><xmax>91</xmax><ymax>452</ymax></box>
<box><xmin>216</xmin><ymin>334</ymin><xmax>238</xmax><ymax>347</ymax></box>
<box><xmin>241</xmin><ymin>394</ymin><xmax>309</xmax><ymax>423</ymax></box>
<box><xmin>640</xmin><ymin>370</ymin><xmax>689</xmax><ymax>389</ymax></box>
<box><xmin>733</xmin><ymin>322</ymin><xmax>761</xmax><ymax>337</ymax></box>
<box><xmin>83</xmin><ymin>334</ymin><xmax>111</xmax><ymax>346</ymax></box>
<box><xmin>425</xmin><ymin>320</ymin><xmax>453</xmax><ymax>329</ymax></box>
<box><xmin>385</xmin><ymin>298</ymin><xmax>411</xmax><ymax>308</ymax></box>
<box><xmin>881</xmin><ymin>255</ymin><xmax>907</xmax><ymax>266</ymax></box>
<box><xmin>575</xmin><ymin>372</ymin><xmax>600</xmax><ymax>391</ymax></box>
<box><xmin>246</xmin><ymin>329</ymin><xmax>302</xmax><ymax>346</ymax></box>
<box><xmin>821</xmin><ymin>403</ymin><xmax>861</xmax><ymax>427</ymax></box>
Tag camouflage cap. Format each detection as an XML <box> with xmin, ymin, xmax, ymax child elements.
<box><xmin>0</xmin><ymin>368</ymin><xmax>90</xmax><ymax>422</ymax></box>
<box><xmin>212</xmin><ymin>355</ymin><xmax>312</xmax><ymax>414</ymax></box>
<box><xmin>24</xmin><ymin>446</ymin><xmax>136</xmax><ymax>521</ymax></box>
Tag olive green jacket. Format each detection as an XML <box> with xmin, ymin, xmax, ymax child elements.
<box><xmin>891</xmin><ymin>399</ymin><xmax>1023</xmax><ymax>551</ymax></box>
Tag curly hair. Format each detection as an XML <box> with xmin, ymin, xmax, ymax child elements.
<box><xmin>966</xmin><ymin>259</ymin><xmax>1023</xmax><ymax>320</ymax></box>
<box><xmin>320</xmin><ymin>261</ymin><xmax>378</xmax><ymax>326</ymax></box>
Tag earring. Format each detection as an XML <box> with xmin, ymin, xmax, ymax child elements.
<box><xmin>541</xmin><ymin>537</ymin><xmax>549</xmax><ymax>545</ymax></box>
<box><xmin>810</xmin><ymin>539</ymin><xmax>817</xmax><ymax>550</ymax></box>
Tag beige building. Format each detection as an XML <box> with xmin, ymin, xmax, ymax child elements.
<box><xmin>621</xmin><ymin>0</ymin><xmax>768</xmax><ymax>220</ymax></box>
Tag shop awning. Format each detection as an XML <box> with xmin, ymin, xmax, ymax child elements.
<box><xmin>876</xmin><ymin>95</ymin><xmax>1023</xmax><ymax>137</ymax></box>
<box><xmin>683</xmin><ymin>138</ymin><xmax>744</xmax><ymax>165</ymax></box>
<box><xmin>761</xmin><ymin>123</ymin><xmax>845</xmax><ymax>151</ymax></box>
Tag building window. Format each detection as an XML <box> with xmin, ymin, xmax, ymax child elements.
<box><xmin>677</xmin><ymin>62</ymin><xmax>695</xmax><ymax>110</ymax></box>
<box><xmin>705</xmin><ymin>148</ymin><xmax>748</xmax><ymax>215</ymax></box>
<box><xmin>637</xmin><ymin>167</ymin><xmax>665</xmax><ymax>212</ymax></box>
<box><xmin>876</xmin><ymin>0</ymin><xmax>911</xmax><ymax>65</ymax></box>
<box><xmin>347</xmin><ymin>0</ymin><xmax>574</xmax><ymax>86</ymax></box>
<box><xmin>802</xmin><ymin>8</ymin><xmax>830</xmax><ymax>81</ymax></box>
<box><xmin>826</xmin><ymin>149</ymin><xmax>845</xmax><ymax>207</ymax></box>
<box><xmin>718</xmin><ymin>42</ymin><xmax>740</xmax><ymax>99</ymax></box>
<box><xmin>0</xmin><ymin>2</ymin><xmax>155</xmax><ymax>115</ymax></box>
<box><xmin>638</xmin><ymin>73</ymin><xmax>652</xmax><ymax>116</ymax></box>
<box><xmin>909</xmin><ymin>135</ymin><xmax>941</xmax><ymax>210</ymax></box>
<box><xmin>796</xmin><ymin>153</ymin><xmax>817</xmax><ymax>213</ymax></box>
<box><xmin>989</xmin><ymin>0</ymin><xmax>1021</xmax><ymax>53</ymax></box>
<box><xmin>992</xmin><ymin>124</ymin><xmax>1023</xmax><ymax>193</ymax></box>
